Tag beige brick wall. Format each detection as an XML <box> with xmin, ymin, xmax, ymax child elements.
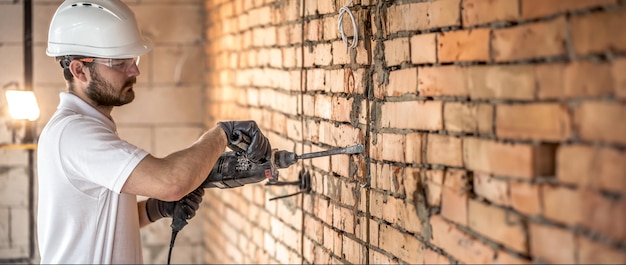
<box><xmin>203</xmin><ymin>0</ymin><xmax>626</xmax><ymax>264</ymax></box>
<box><xmin>2</xmin><ymin>0</ymin><xmax>206</xmax><ymax>264</ymax></box>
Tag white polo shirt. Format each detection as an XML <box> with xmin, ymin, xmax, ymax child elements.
<box><xmin>37</xmin><ymin>92</ymin><xmax>149</xmax><ymax>264</ymax></box>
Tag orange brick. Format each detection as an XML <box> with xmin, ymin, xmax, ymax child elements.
<box><xmin>426</xmin><ymin>134</ymin><xmax>463</xmax><ymax>167</ymax></box>
<box><xmin>370</xmin><ymin>249</ymin><xmax>395</xmax><ymax>264</ymax></box>
<box><xmin>377</xmin><ymin>133</ymin><xmax>405</xmax><ymax>163</ymax></box>
<box><xmin>342</xmin><ymin>236</ymin><xmax>365</xmax><ymax>264</ymax></box>
<box><xmin>577</xmin><ymin>235</ymin><xmax>626</xmax><ymax>264</ymax></box>
<box><xmin>580</xmin><ymin>190</ymin><xmax>626</xmax><ymax>241</ymax></box>
<box><xmin>556</xmin><ymin>145</ymin><xmax>626</xmax><ymax>193</ymax></box>
<box><xmin>424</xmin><ymin>248</ymin><xmax>449</xmax><ymax>264</ymax></box>
<box><xmin>571</xmin><ymin>7</ymin><xmax>626</xmax><ymax>55</ymax></box>
<box><xmin>443</xmin><ymin>102</ymin><xmax>493</xmax><ymax>134</ymax></box>
<box><xmin>473</xmin><ymin>172</ymin><xmax>510</xmax><ymax>206</ymax></box>
<box><xmin>509</xmin><ymin>181</ymin><xmax>541</xmax><ymax>216</ymax></box>
<box><xmin>468</xmin><ymin>199</ymin><xmax>527</xmax><ymax>253</ymax></box>
<box><xmin>612</xmin><ymin>58</ymin><xmax>626</xmax><ymax>98</ymax></box>
<box><xmin>466</xmin><ymin>65</ymin><xmax>535</xmax><ymax>100</ymax></box>
<box><xmin>331</xmin><ymin>96</ymin><xmax>353</xmax><ymax>123</ymax></box>
<box><xmin>463</xmin><ymin>138</ymin><xmax>556</xmax><ymax>178</ymax></box>
<box><xmin>462</xmin><ymin>0</ymin><xmax>519</xmax><ymax>26</ymax></box>
<box><xmin>441</xmin><ymin>186</ymin><xmax>468</xmax><ymax>226</ymax></box>
<box><xmin>314</xmin><ymin>43</ymin><xmax>332</xmax><ymax>66</ymax></box>
<box><xmin>574</xmin><ymin>101</ymin><xmax>626</xmax><ymax>145</ymax></box>
<box><xmin>386</xmin><ymin>67</ymin><xmax>418</xmax><ymax>97</ymax></box>
<box><xmin>529</xmin><ymin>222</ymin><xmax>575</xmax><ymax>264</ymax></box>
<box><xmin>384</xmin><ymin>37</ymin><xmax>410</xmax><ymax>66</ymax></box>
<box><xmin>492</xmin><ymin>17</ymin><xmax>567</xmax><ymax>61</ymax></box>
<box><xmin>564</xmin><ymin>61</ymin><xmax>613</xmax><ymax>97</ymax></box>
<box><xmin>430</xmin><ymin>215</ymin><xmax>495</xmax><ymax>264</ymax></box>
<box><xmin>379</xmin><ymin>224</ymin><xmax>424</xmax><ymax>263</ymax></box>
<box><xmin>428</xmin><ymin>0</ymin><xmax>462</xmax><ymax>29</ymax></box>
<box><xmin>423</xmin><ymin>169</ymin><xmax>444</xmax><ymax>207</ymax></box>
<box><xmin>332</xmin><ymin>40</ymin><xmax>350</xmax><ymax>65</ymax></box>
<box><xmin>418</xmin><ymin>65</ymin><xmax>469</xmax><ymax>97</ymax></box>
<box><xmin>410</xmin><ymin>33</ymin><xmax>437</xmax><ymax>64</ymax></box>
<box><xmin>541</xmin><ymin>185</ymin><xmax>581</xmax><ymax>226</ymax></box>
<box><xmin>380</xmin><ymin>101</ymin><xmax>443</xmax><ymax>130</ymax></box>
<box><xmin>386</xmin><ymin>0</ymin><xmax>460</xmax><ymax>33</ymax></box>
<box><xmin>314</xmin><ymin>94</ymin><xmax>332</xmax><ymax>120</ymax></box>
<box><xmin>437</xmin><ymin>28</ymin><xmax>490</xmax><ymax>62</ymax></box>
<box><xmin>493</xmin><ymin>250</ymin><xmax>532</xmax><ymax>264</ymax></box>
<box><xmin>496</xmin><ymin>103</ymin><xmax>571</xmax><ymax>141</ymax></box>
<box><xmin>521</xmin><ymin>0</ymin><xmax>616</xmax><ymax>19</ymax></box>
<box><xmin>405</xmin><ymin>133</ymin><xmax>423</xmax><ymax>164</ymax></box>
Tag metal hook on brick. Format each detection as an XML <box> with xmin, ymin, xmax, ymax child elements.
<box><xmin>267</xmin><ymin>169</ymin><xmax>311</xmax><ymax>201</ymax></box>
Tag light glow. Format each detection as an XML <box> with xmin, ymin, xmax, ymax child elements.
<box><xmin>5</xmin><ymin>90</ymin><xmax>40</xmax><ymax>121</ymax></box>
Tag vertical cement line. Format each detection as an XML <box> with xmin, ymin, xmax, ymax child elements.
<box><xmin>298</xmin><ymin>0</ymin><xmax>306</xmax><ymax>264</ymax></box>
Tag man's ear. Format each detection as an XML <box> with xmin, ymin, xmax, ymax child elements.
<box><xmin>68</xmin><ymin>60</ymin><xmax>90</xmax><ymax>82</ymax></box>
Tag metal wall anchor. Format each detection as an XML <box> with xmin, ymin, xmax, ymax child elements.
<box><xmin>267</xmin><ymin>169</ymin><xmax>311</xmax><ymax>201</ymax></box>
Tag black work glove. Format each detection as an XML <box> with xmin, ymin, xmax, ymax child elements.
<box><xmin>145</xmin><ymin>187</ymin><xmax>205</xmax><ymax>222</ymax></box>
<box><xmin>218</xmin><ymin>120</ymin><xmax>271</xmax><ymax>163</ymax></box>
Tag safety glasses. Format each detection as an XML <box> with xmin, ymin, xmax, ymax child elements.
<box><xmin>78</xmin><ymin>57</ymin><xmax>140</xmax><ymax>72</ymax></box>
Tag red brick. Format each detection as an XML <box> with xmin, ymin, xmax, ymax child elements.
<box><xmin>473</xmin><ymin>172</ymin><xmax>510</xmax><ymax>206</ymax></box>
<box><xmin>411</xmin><ymin>33</ymin><xmax>437</xmax><ymax>64</ymax></box>
<box><xmin>613</xmin><ymin>58</ymin><xmax>626</xmax><ymax>98</ymax></box>
<box><xmin>418</xmin><ymin>65</ymin><xmax>468</xmax><ymax>97</ymax></box>
<box><xmin>379</xmin><ymin>224</ymin><xmax>424</xmax><ymax>263</ymax></box>
<box><xmin>574</xmin><ymin>101</ymin><xmax>626</xmax><ymax>145</ymax></box>
<box><xmin>380</xmin><ymin>133</ymin><xmax>405</xmax><ymax>163</ymax></box>
<box><xmin>380</xmin><ymin>101</ymin><xmax>443</xmax><ymax>130</ymax></box>
<box><xmin>492</xmin><ymin>17</ymin><xmax>567</xmax><ymax>61</ymax></box>
<box><xmin>577</xmin><ymin>235</ymin><xmax>626</xmax><ymax>264</ymax></box>
<box><xmin>496</xmin><ymin>103</ymin><xmax>572</xmax><ymax>141</ymax></box>
<box><xmin>529</xmin><ymin>222</ymin><xmax>576</xmax><ymax>263</ymax></box>
<box><xmin>462</xmin><ymin>0</ymin><xmax>519</xmax><ymax>26</ymax></box>
<box><xmin>426</xmin><ymin>134</ymin><xmax>463</xmax><ymax>167</ymax></box>
<box><xmin>443</xmin><ymin>169</ymin><xmax>470</xmax><ymax>191</ymax></box>
<box><xmin>444</xmin><ymin>102</ymin><xmax>493</xmax><ymax>135</ymax></box>
<box><xmin>404</xmin><ymin>168</ymin><xmax>421</xmax><ymax>199</ymax></box>
<box><xmin>437</xmin><ymin>28</ymin><xmax>490</xmax><ymax>62</ymax></box>
<box><xmin>521</xmin><ymin>0</ymin><xmax>616</xmax><ymax>19</ymax></box>
<box><xmin>510</xmin><ymin>181</ymin><xmax>542</xmax><ymax>216</ymax></box>
<box><xmin>571</xmin><ymin>7</ymin><xmax>626</xmax><ymax>55</ymax></box>
<box><xmin>556</xmin><ymin>145</ymin><xmax>626</xmax><ymax>193</ymax></box>
<box><xmin>385</xmin><ymin>67</ymin><xmax>418</xmax><ymax>97</ymax></box>
<box><xmin>385</xmin><ymin>37</ymin><xmax>410</xmax><ymax>66</ymax></box>
<box><xmin>314</xmin><ymin>94</ymin><xmax>331</xmax><ymax>120</ymax></box>
<box><xmin>463</xmin><ymin>138</ymin><xmax>556</xmax><ymax>178</ymax></box>
<box><xmin>466</xmin><ymin>65</ymin><xmax>535</xmax><ymax>100</ymax></box>
<box><xmin>541</xmin><ymin>185</ymin><xmax>581</xmax><ymax>226</ymax></box>
<box><xmin>369</xmin><ymin>189</ymin><xmax>384</xmax><ymax>219</ymax></box>
<box><xmin>580</xmin><ymin>190</ymin><xmax>626</xmax><ymax>241</ymax></box>
<box><xmin>468</xmin><ymin>199</ymin><xmax>527</xmax><ymax>253</ymax></box>
<box><xmin>430</xmin><ymin>215</ymin><xmax>495</xmax><ymax>264</ymax></box>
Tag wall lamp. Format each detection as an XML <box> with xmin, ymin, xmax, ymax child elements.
<box><xmin>1</xmin><ymin>81</ymin><xmax>40</xmax><ymax>150</ymax></box>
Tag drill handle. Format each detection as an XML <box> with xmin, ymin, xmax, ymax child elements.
<box><xmin>170</xmin><ymin>201</ymin><xmax>188</xmax><ymax>233</ymax></box>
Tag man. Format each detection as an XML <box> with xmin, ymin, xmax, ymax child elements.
<box><xmin>37</xmin><ymin>0</ymin><xmax>271</xmax><ymax>263</ymax></box>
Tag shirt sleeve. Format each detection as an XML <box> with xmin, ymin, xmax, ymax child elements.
<box><xmin>59</xmin><ymin>116</ymin><xmax>149</xmax><ymax>194</ymax></box>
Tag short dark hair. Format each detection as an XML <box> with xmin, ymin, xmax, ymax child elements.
<box><xmin>55</xmin><ymin>56</ymin><xmax>96</xmax><ymax>92</ymax></box>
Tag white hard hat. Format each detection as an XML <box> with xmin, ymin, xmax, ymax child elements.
<box><xmin>46</xmin><ymin>0</ymin><xmax>153</xmax><ymax>58</ymax></box>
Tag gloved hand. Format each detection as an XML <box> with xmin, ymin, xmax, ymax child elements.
<box><xmin>218</xmin><ymin>120</ymin><xmax>271</xmax><ymax>163</ymax></box>
<box><xmin>145</xmin><ymin>187</ymin><xmax>205</xmax><ymax>222</ymax></box>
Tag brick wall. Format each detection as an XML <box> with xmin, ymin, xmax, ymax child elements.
<box><xmin>203</xmin><ymin>0</ymin><xmax>626</xmax><ymax>264</ymax></box>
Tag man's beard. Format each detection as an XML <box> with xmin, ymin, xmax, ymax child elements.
<box><xmin>86</xmin><ymin>70</ymin><xmax>136</xmax><ymax>107</ymax></box>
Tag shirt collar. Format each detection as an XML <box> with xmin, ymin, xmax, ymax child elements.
<box><xmin>57</xmin><ymin>92</ymin><xmax>116</xmax><ymax>130</ymax></box>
